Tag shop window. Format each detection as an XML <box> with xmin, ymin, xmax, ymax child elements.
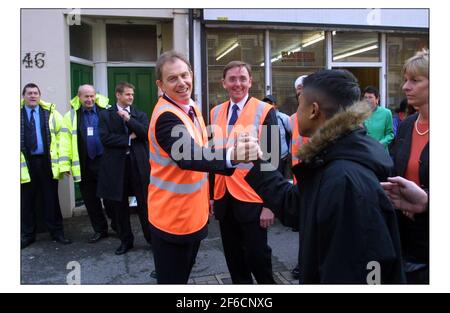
<box><xmin>206</xmin><ymin>29</ymin><xmax>265</xmax><ymax>108</ymax></box>
<box><xmin>387</xmin><ymin>33</ymin><xmax>428</xmax><ymax>109</ymax></box>
<box><xmin>70</xmin><ymin>23</ymin><xmax>93</xmax><ymax>60</ymax></box>
<box><xmin>270</xmin><ymin>30</ymin><xmax>325</xmax><ymax>115</ymax></box>
<box><xmin>332</xmin><ymin>31</ymin><xmax>380</xmax><ymax>62</ymax></box>
<box><xmin>106</xmin><ymin>24</ymin><xmax>157</xmax><ymax>62</ymax></box>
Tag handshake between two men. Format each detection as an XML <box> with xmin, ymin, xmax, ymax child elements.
<box><xmin>230</xmin><ymin>133</ymin><xmax>263</xmax><ymax>165</ymax></box>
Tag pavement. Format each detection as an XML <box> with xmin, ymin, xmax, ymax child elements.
<box><xmin>21</xmin><ymin>210</ymin><xmax>299</xmax><ymax>285</ymax></box>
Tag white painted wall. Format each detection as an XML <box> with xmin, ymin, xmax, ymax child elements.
<box><xmin>92</xmin><ymin>20</ymin><xmax>108</xmax><ymax>96</ymax></box>
<box><xmin>62</xmin><ymin>8</ymin><xmax>174</xmax><ymax>19</ymax></box>
<box><xmin>172</xmin><ymin>9</ymin><xmax>189</xmax><ymax>58</ymax></box>
<box><xmin>21</xmin><ymin>9</ymin><xmax>74</xmax><ymax>218</ymax></box>
<box><xmin>21</xmin><ymin>9</ymin><xmax>71</xmax><ymax>112</ymax></box>
<box><xmin>193</xmin><ymin>18</ymin><xmax>202</xmax><ymax>111</ymax></box>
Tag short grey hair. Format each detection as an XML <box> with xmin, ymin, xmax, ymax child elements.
<box><xmin>77</xmin><ymin>84</ymin><xmax>95</xmax><ymax>96</ymax></box>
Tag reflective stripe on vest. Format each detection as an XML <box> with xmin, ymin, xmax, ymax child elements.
<box><xmin>210</xmin><ymin>97</ymin><xmax>272</xmax><ymax>203</ymax></box>
<box><xmin>150</xmin><ymin>174</ymin><xmax>208</xmax><ymax>194</ymax></box>
<box><xmin>49</xmin><ymin>107</ymin><xmax>62</xmax><ymax>180</ymax></box>
<box><xmin>70</xmin><ymin>108</ymin><xmax>81</xmax><ymax>182</ymax></box>
<box><xmin>148</xmin><ymin>114</ymin><xmax>178</xmax><ymax>167</ymax></box>
<box><xmin>20</xmin><ymin>152</ymin><xmax>31</xmax><ymax>184</ymax></box>
<box><xmin>148</xmin><ymin>97</ymin><xmax>209</xmax><ymax>235</ymax></box>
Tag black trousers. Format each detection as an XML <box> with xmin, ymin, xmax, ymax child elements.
<box><xmin>219</xmin><ymin>201</ymin><xmax>275</xmax><ymax>284</ymax></box>
<box><xmin>21</xmin><ymin>155</ymin><xmax>64</xmax><ymax>239</ymax></box>
<box><xmin>109</xmin><ymin>155</ymin><xmax>151</xmax><ymax>245</ymax></box>
<box><xmin>79</xmin><ymin>156</ymin><xmax>109</xmax><ymax>234</ymax></box>
<box><xmin>151</xmin><ymin>230</ymin><xmax>200</xmax><ymax>284</ymax></box>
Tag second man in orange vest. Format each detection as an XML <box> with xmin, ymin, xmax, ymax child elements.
<box><xmin>210</xmin><ymin>61</ymin><xmax>280</xmax><ymax>284</ymax></box>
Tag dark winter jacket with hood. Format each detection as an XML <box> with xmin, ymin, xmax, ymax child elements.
<box><xmin>245</xmin><ymin>101</ymin><xmax>406</xmax><ymax>284</ymax></box>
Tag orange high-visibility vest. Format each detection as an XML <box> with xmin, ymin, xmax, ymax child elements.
<box><xmin>290</xmin><ymin>113</ymin><xmax>309</xmax><ymax>184</ymax></box>
<box><xmin>210</xmin><ymin>97</ymin><xmax>272</xmax><ymax>203</ymax></box>
<box><xmin>148</xmin><ymin>97</ymin><xmax>209</xmax><ymax>235</ymax></box>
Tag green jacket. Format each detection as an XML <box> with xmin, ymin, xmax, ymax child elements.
<box><xmin>363</xmin><ymin>106</ymin><xmax>395</xmax><ymax>149</ymax></box>
<box><xmin>20</xmin><ymin>99</ymin><xmax>63</xmax><ymax>183</ymax></box>
<box><xmin>59</xmin><ymin>94</ymin><xmax>109</xmax><ymax>182</ymax></box>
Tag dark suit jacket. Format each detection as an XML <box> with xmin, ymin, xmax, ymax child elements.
<box><xmin>97</xmin><ymin>105</ymin><xmax>149</xmax><ymax>202</ymax></box>
<box><xmin>212</xmin><ymin>102</ymin><xmax>280</xmax><ymax>223</ymax></box>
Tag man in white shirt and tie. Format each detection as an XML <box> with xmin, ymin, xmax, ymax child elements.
<box><xmin>209</xmin><ymin>61</ymin><xmax>280</xmax><ymax>284</ymax></box>
<box><xmin>97</xmin><ymin>82</ymin><xmax>152</xmax><ymax>255</ymax></box>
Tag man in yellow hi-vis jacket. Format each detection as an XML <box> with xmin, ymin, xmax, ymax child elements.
<box><xmin>20</xmin><ymin>83</ymin><xmax>71</xmax><ymax>249</ymax></box>
<box><xmin>59</xmin><ymin>84</ymin><xmax>114</xmax><ymax>243</ymax></box>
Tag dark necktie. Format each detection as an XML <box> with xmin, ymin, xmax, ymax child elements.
<box><xmin>187</xmin><ymin>106</ymin><xmax>196</xmax><ymax>123</ymax></box>
<box><xmin>122</xmin><ymin>108</ymin><xmax>130</xmax><ymax>134</ymax></box>
<box><xmin>28</xmin><ymin>109</ymin><xmax>38</xmax><ymax>152</ymax></box>
<box><xmin>123</xmin><ymin>108</ymin><xmax>131</xmax><ymax>152</ymax></box>
<box><xmin>228</xmin><ymin>104</ymin><xmax>239</xmax><ymax>127</ymax></box>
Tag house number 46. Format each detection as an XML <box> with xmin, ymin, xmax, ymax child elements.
<box><xmin>22</xmin><ymin>52</ymin><xmax>46</xmax><ymax>69</ymax></box>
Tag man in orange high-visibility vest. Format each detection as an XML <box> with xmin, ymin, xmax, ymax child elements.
<box><xmin>210</xmin><ymin>61</ymin><xmax>280</xmax><ymax>284</ymax></box>
<box><xmin>148</xmin><ymin>51</ymin><xmax>259</xmax><ymax>284</ymax></box>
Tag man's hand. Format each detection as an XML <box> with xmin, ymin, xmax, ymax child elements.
<box><xmin>381</xmin><ymin>176</ymin><xmax>428</xmax><ymax>217</ymax></box>
<box><xmin>130</xmin><ymin>132</ymin><xmax>137</xmax><ymax>140</ymax></box>
<box><xmin>117</xmin><ymin>110</ymin><xmax>130</xmax><ymax>122</ymax></box>
<box><xmin>260</xmin><ymin>207</ymin><xmax>274</xmax><ymax>229</ymax></box>
<box><xmin>230</xmin><ymin>133</ymin><xmax>263</xmax><ymax>164</ymax></box>
<box><xmin>62</xmin><ymin>171</ymin><xmax>71</xmax><ymax>177</ymax></box>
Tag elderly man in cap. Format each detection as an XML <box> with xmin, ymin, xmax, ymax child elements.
<box><xmin>262</xmin><ymin>95</ymin><xmax>291</xmax><ymax>176</ymax></box>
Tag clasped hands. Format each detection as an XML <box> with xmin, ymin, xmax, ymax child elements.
<box><xmin>117</xmin><ymin>110</ymin><xmax>136</xmax><ymax>139</ymax></box>
<box><xmin>117</xmin><ymin>109</ymin><xmax>131</xmax><ymax>122</ymax></box>
<box><xmin>230</xmin><ymin>133</ymin><xmax>263</xmax><ymax>164</ymax></box>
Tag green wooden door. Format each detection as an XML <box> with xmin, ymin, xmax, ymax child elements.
<box><xmin>70</xmin><ymin>62</ymin><xmax>93</xmax><ymax>205</ymax></box>
<box><xmin>70</xmin><ymin>63</ymin><xmax>93</xmax><ymax>98</ymax></box>
<box><xmin>107</xmin><ymin>67</ymin><xmax>157</xmax><ymax>118</ymax></box>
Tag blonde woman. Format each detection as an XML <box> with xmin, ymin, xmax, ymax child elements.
<box><xmin>389</xmin><ymin>49</ymin><xmax>429</xmax><ymax>284</ymax></box>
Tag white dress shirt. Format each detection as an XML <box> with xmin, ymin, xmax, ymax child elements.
<box><xmin>164</xmin><ymin>95</ymin><xmax>201</xmax><ymax>130</ymax></box>
<box><xmin>227</xmin><ymin>94</ymin><xmax>248</xmax><ymax>125</ymax></box>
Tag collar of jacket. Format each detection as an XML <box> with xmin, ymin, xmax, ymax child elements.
<box><xmin>297</xmin><ymin>100</ymin><xmax>372</xmax><ymax>164</ymax></box>
<box><xmin>110</xmin><ymin>103</ymin><xmax>138</xmax><ymax>119</ymax></box>
<box><xmin>70</xmin><ymin>93</ymin><xmax>110</xmax><ymax>110</ymax></box>
<box><xmin>20</xmin><ymin>99</ymin><xmax>54</xmax><ymax>111</ymax></box>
